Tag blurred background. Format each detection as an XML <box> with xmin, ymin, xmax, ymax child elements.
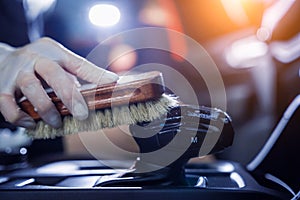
<box><xmin>0</xmin><ymin>0</ymin><xmax>299</xmax><ymax>191</ymax></box>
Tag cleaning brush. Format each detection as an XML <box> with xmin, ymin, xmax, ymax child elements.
<box><xmin>18</xmin><ymin>71</ymin><xmax>178</xmax><ymax>139</ymax></box>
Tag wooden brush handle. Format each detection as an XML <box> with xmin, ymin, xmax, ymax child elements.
<box><xmin>19</xmin><ymin>71</ymin><xmax>165</xmax><ymax>121</ymax></box>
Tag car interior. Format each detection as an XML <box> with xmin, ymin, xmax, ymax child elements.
<box><xmin>0</xmin><ymin>0</ymin><xmax>299</xmax><ymax>199</ymax></box>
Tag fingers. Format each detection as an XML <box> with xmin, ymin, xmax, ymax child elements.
<box><xmin>16</xmin><ymin>71</ymin><xmax>62</xmax><ymax>128</ymax></box>
<box><xmin>34</xmin><ymin>58</ymin><xmax>89</xmax><ymax>120</ymax></box>
<box><xmin>30</xmin><ymin>38</ymin><xmax>119</xmax><ymax>84</ymax></box>
<box><xmin>0</xmin><ymin>94</ymin><xmax>36</xmax><ymax>129</ymax></box>
<box><xmin>1</xmin><ymin>37</ymin><xmax>117</xmax><ymax>129</ymax></box>
<box><xmin>63</xmin><ymin>53</ymin><xmax>119</xmax><ymax>84</ymax></box>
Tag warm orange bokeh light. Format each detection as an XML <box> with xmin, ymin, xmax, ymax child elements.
<box><xmin>108</xmin><ymin>44</ymin><xmax>137</xmax><ymax>73</ymax></box>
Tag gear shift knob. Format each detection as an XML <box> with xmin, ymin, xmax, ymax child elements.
<box><xmin>95</xmin><ymin>105</ymin><xmax>234</xmax><ymax>187</ymax></box>
<box><xmin>132</xmin><ymin>105</ymin><xmax>233</xmax><ymax>156</ymax></box>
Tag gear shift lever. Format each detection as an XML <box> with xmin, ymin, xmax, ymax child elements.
<box><xmin>95</xmin><ymin>105</ymin><xmax>234</xmax><ymax>187</ymax></box>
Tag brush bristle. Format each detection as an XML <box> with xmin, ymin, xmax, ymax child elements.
<box><xmin>26</xmin><ymin>94</ymin><xmax>178</xmax><ymax>139</ymax></box>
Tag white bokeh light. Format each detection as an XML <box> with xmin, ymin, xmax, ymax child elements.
<box><xmin>89</xmin><ymin>4</ymin><xmax>121</xmax><ymax>27</ymax></box>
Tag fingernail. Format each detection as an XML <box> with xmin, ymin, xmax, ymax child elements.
<box><xmin>39</xmin><ymin>108</ymin><xmax>62</xmax><ymax>129</ymax></box>
<box><xmin>73</xmin><ymin>101</ymin><xmax>88</xmax><ymax>120</ymax></box>
<box><xmin>98</xmin><ymin>71</ymin><xmax>119</xmax><ymax>84</ymax></box>
<box><xmin>43</xmin><ymin>110</ymin><xmax>62</xmax><ymax>129</ymax></box>
<box><xmin>105</xmin><ymin>71</ymin><xmax>119</xmax><ymax>82</ymax></box>
<box><xmin>15</xmin><ymin>116</ymin><xmax>36</xmax><ymax>129</ymax></box>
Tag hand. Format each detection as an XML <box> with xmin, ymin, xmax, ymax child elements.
<box><xmin>0</xmin><ymin>37</ymin><xmax>118</xmax><ymax>129</ymax></box>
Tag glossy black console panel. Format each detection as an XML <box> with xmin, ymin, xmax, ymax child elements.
<box><xmin>0</xmin><ymin>160</ymin><xmax>288</xmax><ymax>200</ymax></box>
<box><xmin>0</xmin><ymin>105</ymin><xmax>289</xmax><ymax>199</ymax></box>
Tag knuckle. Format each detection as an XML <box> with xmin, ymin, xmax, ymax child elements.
<box><xmin>34</xmin><ymin>57</ymin><xmax>50</xmax><ymax>71</ymax></box>
<box><xmin>36</xmin><ymin>37</ymin><xmax>55</xmax><ymax>45</ymax></box>
<box><xmin>36</xmin><ymin>100</ymin><xmax>54</xmax><ymax>115</ymax></box>
<box><xmin>13</xmin><ymin>47</ymin><xmax>34</xmax><ymax>59</ymax></box>
<box><xmin>35</xmin><ymin>37</ymin><xmax>63</xmax><ymax>50</ymax></box>
<box><xmin>60</xmin><ymin>89</ymin><xmax>73</xmax><ymax>102</ymax></box>
<box><xmin>68</xmin><ymin>55</ymin><xmax>84</xmax><ymax>69</ymax></box>
<box><xmin>17</xmin><ymin>72</ymin><xmax>38</xmax><ymax>88</ymax></box>
<box><xmin>14</xmin><ymin>47</ymin><xmax>28</xmax><ymax>55</ymax></box>
<box><xmin>57</xmin><ymin>85</ymin><xmax>80</xmax><ymax>107</ymax></box>
<box><xmin>29</xmin><ymin>93</ymin><xmax>53</xmax><ymax>114</ymax></box>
